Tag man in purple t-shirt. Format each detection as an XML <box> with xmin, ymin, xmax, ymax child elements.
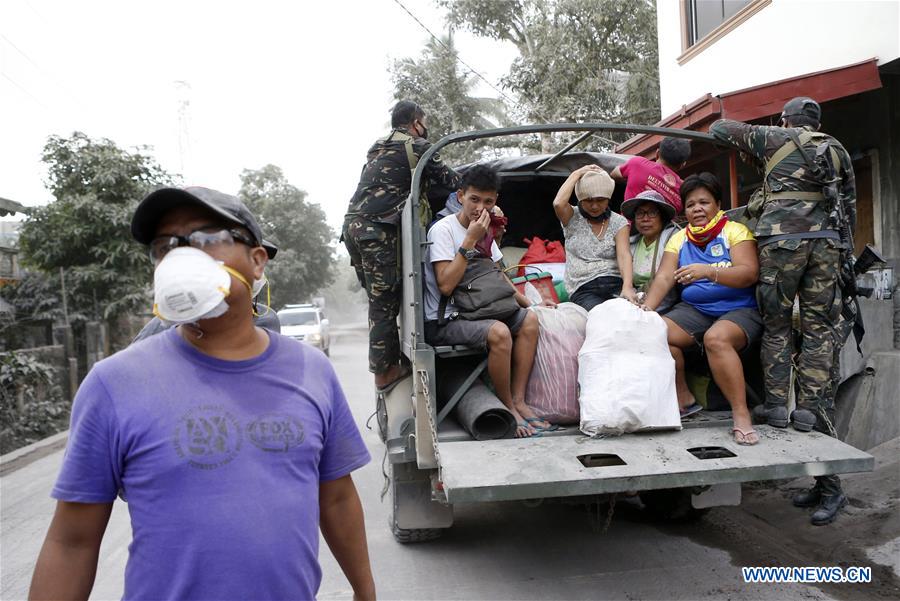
<box><xmin>610</xmin><ymin>137</ymin><xmax>691</xmax><ymax>214</ymax></box>
<box><xmin>29</xmin><ymin>187</ymin><xmax>375</xmax><ymax>601</ymax></box>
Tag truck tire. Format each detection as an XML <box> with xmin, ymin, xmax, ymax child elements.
<box><xmin>388</xmin><ymin>463</ymin><xmax>451</xmax><ymax>543</ymax></box>
<box><xmin>390</xmin><ymin>522</ymin><xmax>444</xmax><ymax>544</ymax></box>
<box><xmin>640</xmin><ymin>488</ymin><xmax>709</xmax><ymax>522</ymax></box>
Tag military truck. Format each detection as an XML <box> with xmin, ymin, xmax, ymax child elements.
<box><xmin>378</xmin><ymin>123</ymin><xmax>873</xmax><ymax>543</ymax></box>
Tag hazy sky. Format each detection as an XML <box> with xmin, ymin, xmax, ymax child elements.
<box><xmin>0</xmin><ymin>0</ymin><xmax>517</xmax><ymax>230</ymax></box>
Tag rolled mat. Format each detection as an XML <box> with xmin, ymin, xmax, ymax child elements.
<box><xmin>436</xmin><ymin>362</ymin><xmax>516</xmax><ymax>440</ymax></box>
<box><xmin>455</xmin><ymin>380</ymin><xmax>517</xmax><ymax>440</ymax></box>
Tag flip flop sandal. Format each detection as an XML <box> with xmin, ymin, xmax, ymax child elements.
<box><xmin>680</xmin><ymin>403</ymin><xmax>703</xmax><ymax>419</ymax></box>
<box><xmin>732</xmin><ymin>427</ymin><xmax>759</xmax><ymax>446</ymax></box>
<box><xmin>524</xmin><ymin>416</ymin><xmax>558</xmax><ymax>431</ymax></box>
<box><xmin>515</xmin><ymin>421</ymin><xmax>542</xmax><ymax>438</ymax></box>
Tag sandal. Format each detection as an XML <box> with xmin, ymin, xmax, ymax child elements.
<box><xmin>524</xmin><ymin>416</ymin><xmax>558</xmax><ymax>432</ymax></box>
<box><xmin>680</xmin><ymin>403</ymin><xmax>703</xmax><ymax>419</ymax></box>
<box><xmin>515</xmin><ymin>422</ymin><xmax>542</xmax><ymax>438</ymax></box>
<box><xmin>732</xmin><ymin>427</ymin><xmax>760</xmax><ymax>446</ymax></box>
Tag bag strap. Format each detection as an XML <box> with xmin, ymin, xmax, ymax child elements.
<box><xmin>437</xmin><ymin>294</ymin><xmax>450</xmax><ymax>326</ymax></box>
<box><xmin>649</xmin><ymin>237</ymin><xmax>662</xmax><ymax>281</ymax></box>
<box><xmin>765</xmin><ymin>130</ymin><xmax>818</xmax><ymax>178</ymax></box>
<box><xmin>380</xmin><ymin>130</ymin><xmax>419</xmax><ymax>171</ymax></box>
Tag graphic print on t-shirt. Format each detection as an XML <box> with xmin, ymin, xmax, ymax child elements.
<box><xmin>172</xmin><ymin>405</ymin><xmax>243</xmax><ymax>469</ymax></box>
<box><xmin>248</xmin><ymin>412</ymin><xmax>306</xmax><ymax>452</ymax></box>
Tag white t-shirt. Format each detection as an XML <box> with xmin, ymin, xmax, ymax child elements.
<box><xmin>424</xmin><ymin>213</ymin><xmax>503</xmax><ymax>322</ymax></box>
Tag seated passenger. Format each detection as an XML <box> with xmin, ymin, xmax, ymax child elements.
<box><xmin>423</xmin><ymin>165</ymin><xmax>553</xmax><ymax>438</ymax></box>
<box><xmin>553</xmin><ymin>165</ymin><xmax>636</xmax><ymax>311</ymax></box>
<box><xmin>609</xmin><ymin>137</ymin><xmax>691</xmax><ymax>214</ymax></box>
<box><xmin>621</xmin><ymin>190</ymin><xmax>679</xmax><ymax>313</ymax></box>
<box><xmin>641</xmin><ymin>173</ymin><xmax>762</xmax><ymax>446</ymax></box>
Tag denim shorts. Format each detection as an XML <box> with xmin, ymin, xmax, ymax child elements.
<box><xmin>569</xmin><ymin>276</ymin><xmax>623</xmax><ymax>312</ymax></box>
<box><xmin>424</xmin><ymin>308</ymin><xmax>530</xmax><ymax>351</ymax></box>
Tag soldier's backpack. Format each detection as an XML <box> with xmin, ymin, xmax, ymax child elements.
<box><xmin>744</xmin><ymin>130</ymin><xmax>839</xmax><ymax>221</ymax></box>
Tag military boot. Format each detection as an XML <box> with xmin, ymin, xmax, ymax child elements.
<box><xmin>792</xmin><ymin>482</ymin><xmax>822</xmax><ymax>507</ymax></box>
<box><xmin>790</xmin><ymin>408</ymin><xmax>817</xmax><ymax>432</ymax></box>
<box><xmin>811</xmin><ymin>493</ymin><xmax>847</xmax><ymax>526</ymax></box>
<box><xmin>752</xmin><ymin>404</ymin><xmax>789</xmax><ymax>428</ymax></box>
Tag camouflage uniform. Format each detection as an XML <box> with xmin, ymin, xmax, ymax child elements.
<box><xmin>711</xmin><ymin>119</ymin><xmax>855</xmax><ymax>495</ymax></box>
<box><xmin>343</xmin><ymin>129</ymin><xmax>458</xmax><ymax>374</ymax></box>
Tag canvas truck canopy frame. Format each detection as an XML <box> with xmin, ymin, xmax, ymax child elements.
<box><xmin>380</xmin><ymin>123</ymin><xmax>873</xmax><ymax>542</ymax></box>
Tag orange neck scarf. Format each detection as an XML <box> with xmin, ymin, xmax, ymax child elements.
<box><xmin>686</xmin><ymin>210</ymin><xmax>728</xmax><ymax>247</ymax></box>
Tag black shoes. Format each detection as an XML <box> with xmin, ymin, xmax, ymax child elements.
<box><xmin>810</xmin><ymin>493</ymin><xmax>848</xmax><ymax>526</ymax></box>
<box><xmin>792</xmin><ymin>484</ymin><xmax>822</xmax><ymax>507</ymax></box>
<box><xmin>793</xmin><ymin>484</ymin><xmax>846</xmax><ymax>525</ymax></box>
<box><xmin>752</xmin><ymin>404</ymin><xmax>789</xmax><ymax>428</ymax></box>
<box><xmin>790</xmin><ymin>408</ymin><xmax>817</xmax><ymax>432</ymax></box>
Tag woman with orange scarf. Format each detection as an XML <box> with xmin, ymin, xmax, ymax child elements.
<box><xmin>642</xmin><ymin>173</ymin><xmax>762</xmax><ymax>445</ymax></box>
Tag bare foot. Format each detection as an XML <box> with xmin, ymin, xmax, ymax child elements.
<box><xmin>732</xmin><ymin>414</ymin><xmax>759</xmax><ymax>445</ymax></box>
<box><xmin>374</xmin><ymin>363</ymin><xmax>410</xmax><ymax>390</ymax></box>
<box><xmin>514</xmin><ymin>402</ymin><xmax>551</xmax><ymax>430</ymax></box>
<box><xmin>509</xmin><ymin>408</ymin><xmax>536</xmax><ymax>438</ymax></box>
<box><xmin>677</xmin><ymin>392</ymin><xmax>697</xmax><ymax>412</ymax></box>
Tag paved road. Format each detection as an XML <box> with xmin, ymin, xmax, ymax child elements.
<box><xmin>3</xmin><ymin>328</ymin><xmax>897</xmax><ymax>600</ymax></box>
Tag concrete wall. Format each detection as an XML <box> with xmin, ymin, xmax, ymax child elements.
<box><xmin>657</xmin><ymin>0</ymin><xmax>900</xmax><ymax>115</ymax></box>
<box><xmin>836</xmin><ymin>351</ymin><xmax>900</xmax><ymax>451</ymax></box>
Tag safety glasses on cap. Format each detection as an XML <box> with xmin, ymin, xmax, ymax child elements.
<box><xmin>149</xmin><ymin>228</ymin><xmax>256</xmax><ymax>263</ymax></box>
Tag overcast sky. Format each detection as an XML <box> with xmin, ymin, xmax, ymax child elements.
<box><xmin>0</xmin><ymin>0</ymin><xmax>518</xmax><ymax>231</ymax></box>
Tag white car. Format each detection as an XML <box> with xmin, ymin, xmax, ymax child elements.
<box><xmin>277</xmin><ymin>305</ymin><xmax>330</xmax><ymax>356</ymax></box>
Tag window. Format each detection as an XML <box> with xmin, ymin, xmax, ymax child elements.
<box><xmin>679</xmin><ymin>0</ymin><xmax>770</xmax><ymax>64</ymax></box>
<box><xmin>277</xmin><ymin>310</ymin><xmax>319</xmax><ymax>326</ymax></box>
<box><xmin>0</xmin><ymin>251</ymin><xmax>16</xmax><ymax>279</ymax></box>
<box><xmin>685</xmin><ymin>0</ymin><xmax>752</xmax><ymax>46</ymax></box>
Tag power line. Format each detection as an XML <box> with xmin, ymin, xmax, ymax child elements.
<box><xmin>1</xmin><ymin>72</ymin><xmax>48</xmax><ymax>109</ymax></box>
<box><xmin>0</xmin><ymin>31</ymin><xmax>91</xmax><ymax>113</ymax></box>
<box><xmin>390</xmin><ymin>0</ymin><xmax>524</xmax><ymax>117</ymax></box>
<box><xmin>388</xmin><ymin>0</ymin><xmax>618</xmax><ymax>149</ymax></box>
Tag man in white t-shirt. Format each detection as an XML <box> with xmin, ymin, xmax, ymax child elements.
<box><xmin>423</xmin><ymin>165</ymin><xmax>553</xmax><ymax>438</ymax></box>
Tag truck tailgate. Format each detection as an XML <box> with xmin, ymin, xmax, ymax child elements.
<box><xmin>439</xmin><ymin>426</ymin><xmax>873</xmax><ymax>503</ymax></box>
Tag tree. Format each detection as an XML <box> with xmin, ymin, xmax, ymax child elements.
<box><xmin>16</xmin><ymin>132</ymin><xmax>173</xmax><ymax>326</ymax></box>
<box><xmin>238</xmin><ymin>165</ymin><xmax>335</xmax><ymax>309</ymax></box>
<box><xmin>439</xmin><ymin>0</ymin><xmax>661</xmax><ymax>147</ymax></box>
<box><xmin>391</xmin><ymin>31</ymin><xmax>514</xmax><ymax>164</ymax></box>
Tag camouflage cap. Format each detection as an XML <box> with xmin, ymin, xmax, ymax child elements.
<box><xmin>781</xmin><ymin>97</ymin><xmax>821</xmax><ymax>123</ymax></box>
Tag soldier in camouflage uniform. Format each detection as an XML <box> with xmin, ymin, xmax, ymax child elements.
<box><xmin>710</xmin><ymin>97</ymin><xmax>856</xmax><ymax>526</ymax></box>
<box><xmin>342</xmin><ymin>100</ymin><xmax>459</xmax><ymax>391</ymax></box>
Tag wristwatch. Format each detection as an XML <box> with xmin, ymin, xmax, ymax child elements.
<box><xmin>458</xmin><ymin>246</ymin><xmax>479</xmax><ymax>261</ymax></box>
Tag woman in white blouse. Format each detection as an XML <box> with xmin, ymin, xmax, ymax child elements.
<box><xmin>552</xmin><ymin>165</ymin><xmax>637</xmax><ymax>311</ymax></box>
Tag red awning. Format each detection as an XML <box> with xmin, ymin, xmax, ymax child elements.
<box><xmin>617</xmin><ymin>58</ymin><xmax>883</xmax><ymax>157</ymax></box>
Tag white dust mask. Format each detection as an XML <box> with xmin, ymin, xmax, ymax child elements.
<box><xmin>152</xmin><ymin>246</ymin><xmax>251</xmax><ymax>324</ymax></box>
<box><xmin>251</xmin><ymin>274</ymin><xmax>268</xmax><ymax>298</ymax></box>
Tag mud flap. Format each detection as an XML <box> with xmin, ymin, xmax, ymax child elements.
<box><xmin>390</xmin><ymin>462</ymin><xmax>453</xmax><ymax>530</ymax></box>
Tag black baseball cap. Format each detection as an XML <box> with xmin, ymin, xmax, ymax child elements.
<box><xmin>131</xmin><ymin>186</ymin><xmax>277</xmax><ymax>259</ymax></box>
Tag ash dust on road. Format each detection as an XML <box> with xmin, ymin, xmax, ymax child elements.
<box><xmin>653</xmin><ymin>438</ymin><xmax>900</xmax><ymax>601</ymax></box>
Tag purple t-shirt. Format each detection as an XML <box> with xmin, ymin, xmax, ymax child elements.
<box><xmin>52</xmin><ymin>328</ymin><xmax>370</xmax><ymax>601</ymax></box>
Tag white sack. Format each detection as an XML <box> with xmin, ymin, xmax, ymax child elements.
<box><xmin>525</xmin><ymin>303</ymin><xmax>588</xmax><ymax>424</ymax></box>
<box><xmin>578</xmin><ymin>298</ymin><xmax>681</xmax><ymax>436</ymax></box>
